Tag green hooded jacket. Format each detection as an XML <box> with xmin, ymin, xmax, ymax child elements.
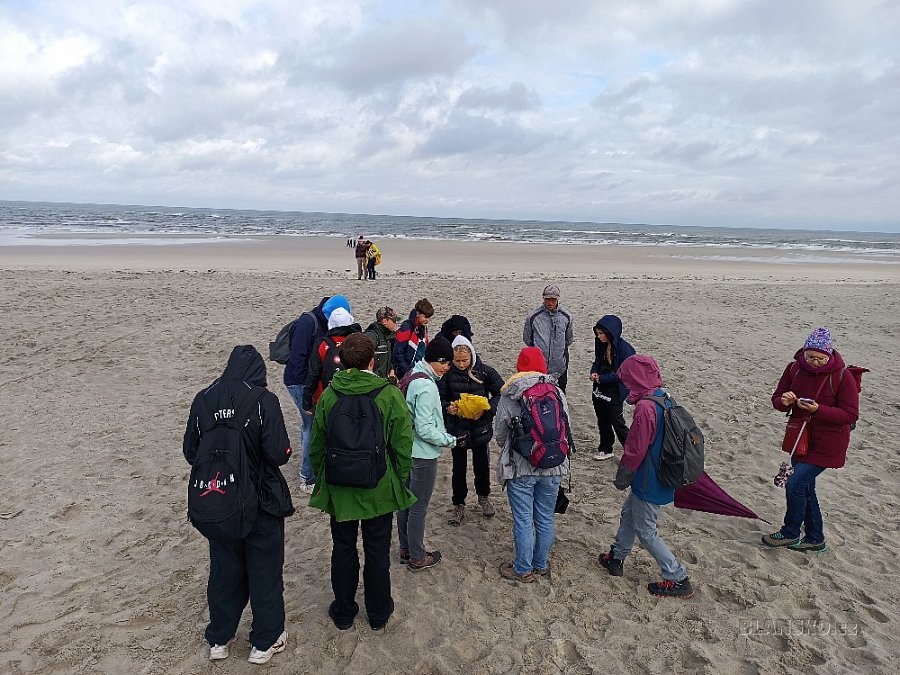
<box><xmin>309</xmin><ymin>369</ymin><xmax>416</xmax><ymax>521</ymax></box>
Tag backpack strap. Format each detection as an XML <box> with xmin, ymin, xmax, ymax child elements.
<box><xmin>828</xmin><ymin>367</ymin><xmax>847</xmax><ymax>399</ymax></box>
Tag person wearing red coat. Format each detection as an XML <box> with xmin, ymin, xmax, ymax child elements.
<box><xmin>762</xmin><ymin>327</ymin><xmax>859</xmax><ymax>552</ymax></box>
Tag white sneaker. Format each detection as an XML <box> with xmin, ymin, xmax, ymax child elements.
<box><xmin>209</xmin><ymin>638</ymin><xmax>233</xmax><ymax>660</ymax></box>
<box><xmin>298</xmin><ymin>482</ymin><xmax>315</xmax><ymax>494</ymax></box>
<box><xmin>247</xmin><ymin>631</ymin><xmax>287</xmax><ymax>665</ymax></box>
<box><xmin>593</xmin><ymin>451</ymin><xmax>614</xmax><ymax>461</ymax></box>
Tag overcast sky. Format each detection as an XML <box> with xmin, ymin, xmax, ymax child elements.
<box><xmin>2</xmin><ymin>1</ymin><xmax>898</xmax><ymax>231</ymax></box>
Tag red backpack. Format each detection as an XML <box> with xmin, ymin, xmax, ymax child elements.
<box><xmin>510</xmin><ymin>381</ymin><xmax>573</xmax><ymax>468</ymax></box>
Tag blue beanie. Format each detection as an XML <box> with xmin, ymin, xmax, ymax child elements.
<box><xmin>803</xmin><ymin>327</ymin><xmax>834</xmax><ymax>355</ymax></box>
<box><xmin>322</xmin><ymin>295</ymin><xmax>350</xmax><ymax>318</ymax></box>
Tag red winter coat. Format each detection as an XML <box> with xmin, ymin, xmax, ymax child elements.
<box><xmin>771</xmin><ymin>349</ymin><xmax>859</xmax><ymax>469</ymax></box>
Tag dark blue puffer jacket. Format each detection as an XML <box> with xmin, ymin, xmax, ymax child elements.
<box><xmin>590</xmin><ymin>314</ymin><xmax>635</xmax><ymax>402</ymax></box>
<box><xmin>284</xmin><ymin>296</ymin><xmax>330</xmax><ymax>387</ymax></box>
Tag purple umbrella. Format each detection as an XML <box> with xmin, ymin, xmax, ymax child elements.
<box><xmin>675</xmin><ymin>472</ymin><xmax>770</xmax><ymax>523</ymax></box>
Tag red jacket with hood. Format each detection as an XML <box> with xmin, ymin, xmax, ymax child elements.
<box><xmin>772</xmin><ymin>349</ymin><xmax>859</xmax><ymax>469</ymax></box>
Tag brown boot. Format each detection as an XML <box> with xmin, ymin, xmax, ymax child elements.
<box><xmin>478</xmin><ymin>495</ymin><xmax>495</xmax><ymax>518</ymax></box>
<box><xmin>448</xmin><ymin>504</ymin><xmax>465</xmax><ymax>526</ymax></box>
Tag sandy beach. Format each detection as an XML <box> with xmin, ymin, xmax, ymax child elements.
<box><xmin>1</xmin><ymin>235</ymin><xmax>898</xmax><ymax>674</ymax></box>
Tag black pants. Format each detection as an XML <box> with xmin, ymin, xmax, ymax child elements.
<box><xmin>557</xmin><ymin>369</ymin><xmax>568</xmax><ymax>393</ymax></box>
<box><xmin>330</xmin><ymin>512</ymin><xmax>394</xmax><ymax>628</ymax></box>
<box><xmin>206</xmin><ymin>511</ymin><xmax>285</xmax><ymax>651</ymax></box>
<box><xmin>451</xmin><ymin>442</ymin><xmax>491</xmax><ymax>505</ymax></box>
<box><xmin>367</xmin><ymin>259</ymin><xmax>376</xmax><ymax>279</ymax></box>
<box><xmin>592</xmin><ymin>392</ymin><xmax>629</xmax><ymax>453</ymax></box>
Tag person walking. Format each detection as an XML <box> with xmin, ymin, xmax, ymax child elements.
<box><xmin>309</xmin><ymin>334</ymin><xmax>415</xmax><ymax>632</ymax></box>
<box><xmin>598</xmin><ymin>354</ymin><xmax>693</xmax><ymax>599</ymax></box>
<box><xmin>523</xmin><ymin>284</ymin><xmax>573</xmax><ymax>392</ymax></box>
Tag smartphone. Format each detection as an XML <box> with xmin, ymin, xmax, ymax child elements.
<box><xmin>797</xmin><ymin>398</ymin><xmax>815</xmax><ymax>403</ymax></box>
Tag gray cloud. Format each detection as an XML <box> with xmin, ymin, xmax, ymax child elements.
<box><xmin>0</xmin><ymin>0</ymin><xmax>898</xmax><ymax>230</ymax></box>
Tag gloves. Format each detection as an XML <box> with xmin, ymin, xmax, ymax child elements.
<box><xmin>613</xmin><ymin>463</ymin><xmax>635</xmax><ymax>491</ymax></box>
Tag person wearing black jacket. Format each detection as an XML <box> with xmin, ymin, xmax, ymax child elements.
<box><xmin>183</xmin><ymin>345</ymin><xmax>294</xmax><ymax>665</ymax></box>
<box><xmin>590</xmin><ymin>314</ymin><xmax>635</xmax><ymax>461</ymax></box>
<box><xmin>437</xmin><ymin>335</ymin><xmax>504</xmax><ymax>524</ymax></box>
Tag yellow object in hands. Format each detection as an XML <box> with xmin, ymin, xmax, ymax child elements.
<box><xmin>456</xmin><ymin>393</ymin><xmax>491</xmax><ymax>419</ymax></box>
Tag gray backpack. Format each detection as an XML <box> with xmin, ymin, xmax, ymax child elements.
<box><xmin>643</xmin><ymin>393</ymin><xmax>704</xmax><ymax>487</ymax></box>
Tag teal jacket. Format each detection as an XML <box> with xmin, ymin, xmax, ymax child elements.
<box><xmin>406</xmin><ymin>360</ymin><xmax>456</xmax><ymax>459</ymax></box>
<box><xmin>310</xmin><ymin>369</ymin><xmax>416</xmax><ymax>521</ymax></box>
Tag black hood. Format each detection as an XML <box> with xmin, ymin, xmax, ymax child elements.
<box><xmin>437</xmin><ymin>314</ymin><xmax>473</xmax><ymax>341</ymax></box>
<box><xmin>221</xmin><ymin>345</ymin><xmax>267</xmax><ymax>387</ymax></box>
<box><xmin>594</xmin><ymin>315</ymin><xmax>623</xmax><ymax>343</ymax></box>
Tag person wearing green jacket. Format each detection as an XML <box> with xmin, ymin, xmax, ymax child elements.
<box><xmin>397</xmin><ymin>336</ymin><xmax>458</xmax><ymax>572</ymax></box>
<box><xmin>309</xmin><ymin>334</ymin><xmax>415</xmax><ymax>632</ymax></box>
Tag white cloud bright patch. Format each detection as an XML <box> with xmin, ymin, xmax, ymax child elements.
<box><xmin>0</xmin><ymin>0</ymin><xmax>898</xmax><ymax>231</ymax></box>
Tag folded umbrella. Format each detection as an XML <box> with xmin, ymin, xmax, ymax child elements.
<box><xmin>675</xmin><ymin>472</ymin><xmax>769</xmax><ymax>523</ymax></box>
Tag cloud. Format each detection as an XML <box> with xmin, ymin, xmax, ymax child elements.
<box><xmin>0</xmin><ymin>0</ymin><xmax>897</xmax><ymax>230</ymax></box>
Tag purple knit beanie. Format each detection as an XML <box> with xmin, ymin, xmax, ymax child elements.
<box><xmin>803</xmin><ymin>327</ymin><xmax>834</xmax><ymax>355</ymax></box>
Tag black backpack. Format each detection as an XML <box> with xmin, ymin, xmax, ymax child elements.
<box><xmin>268</xmin><ymin>319</ymin><xmax>296</xmax><ymax>364</ymax></box>
<box><xmin>187</xmin><ymin>387</ymin><xmax>265</xmax><ymax>539</ymax></box>
<box><xmin>319</xmin><ymin>336</ymin><xmax>345</xmax><ymax>388</ymax></box>
<box><xmin>643</xmin><ymin>393</ymin><xmax>704</xmax><ymax>488</ymax></box>
<box><xmin>323</xmin><ymin>385</ymin><xmax>392</xmax><ymax>489</ymax></box>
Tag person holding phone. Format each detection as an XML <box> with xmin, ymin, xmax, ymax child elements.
<box><xmin>764</xmin><ymin>327</ymin><xmax>859</xmax><ymax>552</ymax></box>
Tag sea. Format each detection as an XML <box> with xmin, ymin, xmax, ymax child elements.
<box><xmin>1</xmin><ymin>200</ymin><xmax>899</xmax><ymax>264</ymax></box>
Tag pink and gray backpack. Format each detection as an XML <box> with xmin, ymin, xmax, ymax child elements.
<box><xmin>510</xmin><ymin>380</ymin><xmax>573</xmax><ymax>468</ymax></box>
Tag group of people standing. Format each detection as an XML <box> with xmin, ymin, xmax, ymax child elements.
<box><xmin>182</xmin><ymin>281</ymin><xmax>860</xmax><ymax>664</ymax></box>
<box><xmin>350</xmin><ymin>235</ymin><xmax>381</xmax><ymax>280</ymax></box>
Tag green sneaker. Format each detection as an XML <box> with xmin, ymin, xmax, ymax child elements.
<box><xmin>761</xmin><ymin>532</ymin><xmax>800</xmax><ymax>547</ymax></box>
<box><xmin>788</xmin><ymin>538</ymin><xmax>827</xmax><ymax>552</ymax></box>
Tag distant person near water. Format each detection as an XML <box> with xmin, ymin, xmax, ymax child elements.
<box><xmin>590</xmin><ymin>315</ymin><xmax>635</xmax><ymax>461</ymax></box>
<box><xmin>523</xmin><ymin>284</ymin><xmax>573</xmax><ymax>392</ymax></box>
<box><xmin>354</xmin><ymin>236</ymin><xmax>371</xmax><ymax>280</ymax></box>
<box><xmin>365</xmin><ymin>240</ymin><xmax>381</xmax><ymax>280</ymax></box>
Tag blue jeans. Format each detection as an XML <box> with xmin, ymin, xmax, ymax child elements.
<box><xmin>286</xmin><ymin>384</ymin><xmax>315</xmax><ymax>484</ymax></box>
<box><xmin>612</xmin><ymin>493</ymin><xmax>687</xmax><ymax>582</ymax></box>
<box><xmin>505</xmin><ymin>475</ymin><xmax>561</xmax><ymax>575</ymax></box>
<box><xmin>780</xmin><ymin>461</ymin><xmax>826</xmax><ymax>543</ymax></box>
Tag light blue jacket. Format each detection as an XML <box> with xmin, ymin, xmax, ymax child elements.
<box><xmin>406</xmin><ymin>360</ymin><xmax>456</xmax><ymax>459</ymax></box>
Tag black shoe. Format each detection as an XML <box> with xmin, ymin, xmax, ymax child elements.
<box><xmin>328</xmin><ymin>601</ymin><xmax>354</xmax><ymax>630</ymax></box>
<box><xmin>598</xmin><ymin>549</ymin><xmax>624</xmax><ymax>577</ymax></box>
<box><xmin>648</xmin><ymin>577</ymin><xmax>694</xmax><ymax>599</ymax></box>
<box><xmin>369</xmin><ymin>599</ymin><xmax>394</xmax><ymax>631</ymax></box>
